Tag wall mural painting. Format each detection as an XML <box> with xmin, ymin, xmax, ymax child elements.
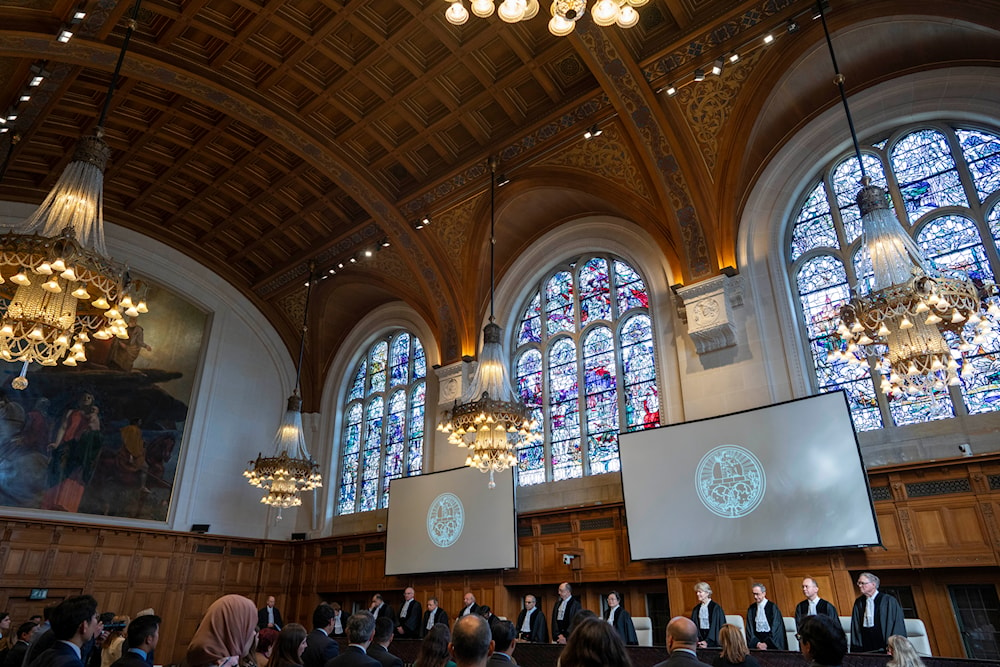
<box><xmin>0</xmin><ymin>283</ymin><xmax>209</xmax><ymax>521</ymax></box>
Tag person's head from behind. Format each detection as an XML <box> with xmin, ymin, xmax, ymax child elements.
<box><xmin>17</xmin><ymin>621</ymin><xmax>37</xmax><ymax>642</ymax></box>
<box><xmin>52</xmin><ymin>595</ymin><xmax>99</xmax><ymax>643</ymax></box>
<box><xmin>560</xmin><ymin>617</ymin><xmax>632</xmax><ymax>667</ymax></box>
<box><xmin>257</xmin><ymin>629</ymin><xmax>279</xmax><ymax>657</ymax></box>
<box><xmin>666</xmin><ymin>617</ymin><xmax>698</xmax><ymax>654</ymax></box>
<box><xmin>887</xmin><ymin>635</ymin><xmax>923</xmax><ymax>665</ymax></box>
<box><xmin>273</xmin><ymin>624</ymin><xmax>308</xmax><ymax>665</ymax></box>
<box><xmin>313</xmin><ymin>603</ymin><xmax>336</xmax><ymax>631</ymax></box>
<box><xmin>126</xmin><ymin>614</ymin><xmax>161</xmax><ymax>653</ymax></box>
<box><xmin>108</xmin><ymin>614</ymin><xmax>130</xmax><ymax>639</ymax></box>
<box><xmin>188</xmin><ymin>594</ymin><xmax>259</xmax><ymax>665</ymax></box>
<box><xmin>798</xmin><ymin>615</ymin><xmax>847</xmax><ymax>666</ymax></box>
<box><xmin>347</xmin><ymin>612</ymin><xmax>376</xmax><ymax>646</ymax></box>
<box><xmin>450</xmin><ymin>615</ymin><xmax>493</xmax><ymax>667</ymax></box>
<box><xmin>416</xmin><ymin>623</ymin><xmax>451</xmax><ymax>667</ymax></box>
<box><xmin>718</xmin><ymin>624</ymin><xmax>749</xmax><ymax>663</ymax></box>
<box><xmin>567</xmin><ymin>609</ymin><xmax>596</xmax><ymax>637</ymax></box>
<box><xmin>374</xmin><ymin>617</ymin><xmax>395</xmax><ymax>646</ymax></box>
<box><xmin>491</xmin><ymin>620</ymin><xmax>516</xmax><ymax>654</ymax></box>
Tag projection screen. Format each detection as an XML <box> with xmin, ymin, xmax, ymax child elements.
<box><xmin>618</xmin><ymin>391</ymin><xmax>880</xmax><ymax>560</ymax></box>
<box><xmin>385</xmin><ymin>466</ymin><xmax>516</xmax><ymax>575</ymax></box>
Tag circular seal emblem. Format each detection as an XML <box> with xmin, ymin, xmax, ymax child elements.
<box><xmin>427</xmin><ymin>492</ymin><xmax>465</xmax><ymax>547</ymax></box>
<box><xmin>695</xmin><ymin>445</ymin><xmax>766</xmax><ymax>518</ymax></box>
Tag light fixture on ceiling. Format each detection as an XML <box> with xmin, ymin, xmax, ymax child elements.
<box><xmin>693</xmin><ymin>68</ymin><xmax>705</xmax><ymax>82</ymax></box>
<box><xmin>583</xmin><ymin>124</ymin><xmax>602</xmax><ymax>140</ymax></box>
<box><xmin>819</xmin><ymin>3</ymin><xmax>998</xmax><ymax>397</ymax></box>
<box><xmin>444</xmin><ymin>0</ymin><xmax>645</xmax><ymax>36</ymax></box>
<box><xmin>244</xmin><ymin>263</ymin><xmax>322</xmax><ymax>513</ymax></box>
<box><xmin>0</xmin><ymin>0</ymin><xmax>150</xmax><ymax>390</ymax></box>
<box><xmin>437</xmin><ymin>157</ymin><xmax>542</xmax><ymax>488</ymax></box>
<box><xmin>711</xmin><ymin>58</ymin><xmax>724</xmax><ymax>76</ymax></box>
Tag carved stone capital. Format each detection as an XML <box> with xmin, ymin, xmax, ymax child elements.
<box><xmin>676</xmin><ymin>275</ymin><xmax>742</xmax><ymax>355</ymax></box>
<box><xmin>434</xmin><ymin>359</ymin><xmax>469</xmax><ymax>405</ymax></box>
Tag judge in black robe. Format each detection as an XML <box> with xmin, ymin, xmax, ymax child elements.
<box><xmin>514</xmin><ymin>597</ymin><xmax>548</xmax><ymax>643</ymax></box>
<box><xmin>745</xmin><ymin>593</ymin><xmax>786</xmax><ymax>650</ymax></box>
<box><xmin>603</xmin><ymin>593</ymin><xmax>638</xmax><ymax>646</ymax></box>
<box><xmin>552</xmin><ymin>583</ymin><xmax>582</xmax><ymax>644</ymax></box>
<box><xmin>691</xmin><ymin>583</ymin><xmax>725</xmax><ymax>649</ymax></box>
<box><xmin>850</xmin><ymin>574</ymin><xmax>906</xmax><ymax>653</ymax></box>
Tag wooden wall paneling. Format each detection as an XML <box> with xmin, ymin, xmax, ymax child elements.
<box><xmin>361</xmin><ymin>542</ymin><xmax>386</xmax><ymax>587</ymax></box>
<box><xmin>906</xmin><ymin>499</ymin><xmax>996</xmax><ymax>566</ymax></box>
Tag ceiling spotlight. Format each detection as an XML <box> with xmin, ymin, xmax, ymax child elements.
<box><xmin>29</xmin><ymin>76</ymin><xmax>43</xmax><ymax>87</ymax></box>
<box><xmin>58</xmin><ymin>30</ymin><xmax>73</xmax><ymax>43</ymax></box>
<box><xmin>729</xmin><ymin>53</ymin><xmax>740</xmax><ymax>63</ymax></box>
<box><xmin>583</xmin><ymin>124</ymin><xmax>602</xmax><ymax>140</ymax></box>
<box><xmin>380</xmin><ymin>238</ymin><xmax>391</xmax><ymax>247</ymax></box>
<box><xmin>18</xmin><ymin>94</ymin><xmax>30</xmax><ymax>103</ymax></box>
<box><xmin>328</xmin><ymin>268</ymin><xmax>336</xmax><ymax>274</ymax></box>
<box><xmin>72</xmin><ymin>10</ymin><xmax>86</xmax><ymax>21</ymax></box>
<box><xmin>337</xmin><ymin>262</ymin><xmax>344</xmax><ymax>269</ymax></box>
<box><xmin>787</xmin><ymin>19</ymin><xmax>799</xmax><ymax>33</ymax></box>
<box><xmin>693</xmin><ymin>68</ymin><xmax>705</xmax><ymax>82</ymax></box>
<box><xmin>364</xmin><ymin>248</ymin><xmax>373</xmax><ymax>258</ymax></box>
<box><xmin>349</xmin><ymin>256</ymin><xmax>357</xmax><ymax>263</ymax></box>
<box><xmin>763</xmin><ymin>33</ymin><xmax>774</xmax><ymax>44</ymax></box>
<box><xmin>496</xmin><ymin>173</ymin><xmax>510</xmax><ymax>187</ymax></box>
<box><xmin>711</xmin><ymin>58</ymin><xmax>724</xmax><ymax>76</ymax></box>
<box><xmin>665</xmin><ymin>83</ymin><xmax>677</xmax><ymax>96</ymax></box>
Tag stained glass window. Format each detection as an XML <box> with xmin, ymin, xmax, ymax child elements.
<box><xmin>512</xmin><ymin>255</ymin><xmax>659</xmax><ymax>486</ymax></box>
<box><xmin>337</xmin><ymin>331</ymin><xmax>426</xmax><ymax>514</ymax></box>
<box><xmin>788</xmin><ymin>123</ymin><xmax>1000</xmax><ymax>430</ymax></box>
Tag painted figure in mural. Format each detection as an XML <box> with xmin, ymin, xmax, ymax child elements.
<box><xmin>44</xmin><ymin>392</ymin><xmax>103</xmax><ymax>510</ymax></box>
<box><xmin>108</xmin><ymin>317</ymin><xmax>153</xmax><ymax>372</ymax></box>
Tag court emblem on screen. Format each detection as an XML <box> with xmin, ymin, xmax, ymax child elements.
<box><xmin>695</xmin><ymin>445</ymin><xmax>766</xmax><ymax>518</ymax></box>
<box><xmin>427</xmin><ymin>492</ymin><xmax>464</xmax><ymax>547</ymax></box>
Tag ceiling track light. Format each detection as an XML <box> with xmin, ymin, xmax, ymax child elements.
<box><xmin>693</xmin><ymin>68</ymin><xmax>705</xmax><ymax>82</ymax></box>
<box><xmin>711</xmin><ymin>58</ymin><xmax>724</xmax><ymax>76</ymax></box>
<box><xmin>665</xmin><ymin>83</ymin><xmax>677</xmax><ymax>96</ymax></box>
<box><xmin>762</xmin><ymin>33</ymin><xmax>774</xmax><ymax>44</ymax></box>
<box><xmin>496</xmin><ymin>173</ymin><xmax>510</xmax><ymax>187</ymax></box>
<box><xmin>583</xmin><ymin>124</ymin><xmax>602</xmax><ymax>140</ymax></box>
<box><xmin>380</xmin><ymin>237</ymin><xmax>391</xmax><ymax>247</ymax></box>
<box><xmin>729</xmin><ymin>53</ymin><xmax>740</xmax><ymax>63</ymax></box>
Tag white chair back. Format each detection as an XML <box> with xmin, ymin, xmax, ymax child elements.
<box><xmin>839</xmin><ymin>616</ymin><xmax>853</xmax><ymax>652</ymax></box>
<box><xmin>725</xmin><ymin>614</ymin><xmax>745</xmax><ymax>632</ymax></box>
<box><xmin>904</xmin><ymin>618</ymin><xmax>932</xmax><ymax>657</ymax></box>
<box><xmin>783</xmin><ymin>617</ymin><xmax>798</xmax><ymax>651</ymax></box>
<box><xmin>633</xmin><ymin>616</ymin><xmax>653</xmax><ymax>647</ymax></box>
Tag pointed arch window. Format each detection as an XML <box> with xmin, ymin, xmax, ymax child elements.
<box><xmin>337</xmin><ymin>331</ymin><xmax>426</xmax><ymax>514</ymax></box>
<box><xmin>788</xmin><ymin>122</ymin><xmax>1000</xmax><ymax>429</ymax></box>
<box><xmin>512</xmin><ymin>255</ymin><xmax>659</xmax><ymax>486</ymax></box>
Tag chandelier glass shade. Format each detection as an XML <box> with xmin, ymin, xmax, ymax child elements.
<box><xmin>244</xmin><ymin>393</ymin><xmax>323</xmax><ymax>508</ymax></box>
<box><xmin>0</xmin><ymin>136</ymin><xmax>147</xmax><ymax>389</ymax></box>
<box><xmin>444</xmin><ymin>0</ymin><xmax>646</xmax><ymax>35</ymax></box>
<box><xmin>830</xmin><ymin>179</ymin><xmax>997</xmax><ymax>397</ymax></box>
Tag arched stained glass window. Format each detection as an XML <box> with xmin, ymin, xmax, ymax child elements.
<box><xmin>337</xmin><ymin>331</ymin><xmax>426</xmax><ymax>514</ymax></box>
<box><xmin>788</xmin><ymin>123</ymin><xmax>1000</xmax><ymax>430</ymax></box>
<box><xmin>512</xmin><ymin>255</ymin><xmax>659</xmax><ymax>486</ymax></box>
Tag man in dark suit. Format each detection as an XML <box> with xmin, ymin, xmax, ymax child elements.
<box><xmin>108</xmin><ymin>615</ymin><xmax>159</xmax><ymax>667</ymax></box>
<box><xmin>4</xmin><ymin>622</ymin><xmax>37</xmax><ymax>667</ymax></box>
<box><xmin>324</xmin><ymin>612</ymin><xmax>379</xmax><ymax>667</ymax></box>
<box><xmin>366</xmin><ymin>618</ymin><xmax>402</xmax><ymax>667</ymax></box>
<box><xmin>303</xmin><ymin>603</ymin><xmax>340</xmax><ymax>667</ymax></box>
<box><xmin>421</xmin><ymin>599</ymin><xmax>449</xmax><ymax>638</ymax></box>
<box><xmin>258</xmin><ymin>597</ymin><xmax>283</xmax><ymax>631</ymax></box>
<box><xmin>28</xmin><ymin>596</ymin><xmax>100</xmax><ymax>667</ymax></box>
<box><xmin>744</xmin><ymin>583</ymin><xmax>786</xmax><ymax>650</ymax></box>
<box><xmin>551</xmin><ymin>583</ymin><xmax>581</xmax><ymax>645</ymax></box>
<box><xmin>795</xmin><ymin>578</ymin><xmax>838</xmax><ymax>632</ymax></box>
<box><xmin>514</xmin><ymin>595</ymin><xmax>546</xmax><ymax>643</ymax></box>
<box><xmin>458</xmin><ymin>594</ymin><xmax>479</xmax><ymax>619</ymax></box>
<box><xmin>486</xmin><ymin>620</ymin><xmax>515</xmax><ymax>667</ymax></box>
<box><xmin>395</xmin><ymin>588</ymin><xmax>420</xmax><ymax>639</ymax></box>
<box><xmin>850</xmin><ymin>572</ymin><xmax>906</xmax><ymax>653</ymax></box>
<box><xmin>369</xmin><ymin>596</ymin><xmax>396</xmax><ymax>627</ymax></box>
<box><xmin>651</xmin><ymin>617</ymin><xmax>709</xmax><ymax>667</ymax></box>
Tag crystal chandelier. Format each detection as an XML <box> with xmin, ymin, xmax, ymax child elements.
<box><xmin>244</xmin><ymin>267</ymin><xmax>322</xmax><ymax>511</ymax></box>
<box><xmin>819</xmin><ymin>5</ymin><xmax>999</xmax><ymax>398</ymax></box>
<box><xmin>444</xmin><ymin>0</ymin><xmax>645</xmax><ymax>36</ymax></box>
<box><xmin>0</xmin><ymin>2</ymin><xmax>149</xmax><ymax>390</ymax></box>
<box><xmin>437</xmin><ymin>158</ymin><xmax>541</xmax><ymax>487</ymax></box>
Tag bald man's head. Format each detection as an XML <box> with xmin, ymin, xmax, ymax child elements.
<box><xmin>666</xmin><ymin>616</ymin><xmax>699</xmax><ymax>651</ymax></box>
<box><xmin>450</xmin><ymin>615</ymin><xmax>493</xmax><ymax>667</ymax></box>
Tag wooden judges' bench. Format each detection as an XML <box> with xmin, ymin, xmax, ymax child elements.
<box><xmin>372</xmin><ymin>639</ymin><xmax>987</xmax><ymax>667</ymax></box>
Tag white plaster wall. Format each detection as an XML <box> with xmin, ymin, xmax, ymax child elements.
<box><xmin>0</xmin><ymin>201</ymin><xmax>297</xmax><ymax>539</ymax></box>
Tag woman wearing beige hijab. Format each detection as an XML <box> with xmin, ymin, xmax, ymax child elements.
<box><xmin>187</xmin><ymin>595</ymin><xmax>259</xmax><ymax>667</ymax></box>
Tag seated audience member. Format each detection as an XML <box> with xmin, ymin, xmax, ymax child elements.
<box><xmin>255</xmin><ymin>629</ymin><xmax>280</xmax><ymax>667</ymax></box>
<box><xmin>84</xmin><ymin>613</ymin><xmax>113</xmax><ymax>667</ymax></box>
<box><xmin>366</xmin><ymin>619</ymin><xmax>402</xmax><ymax>667</ymax></box>
<box><xmin>744</xmin><ymin>584</ymin><xmax>785</xmax><ymax>651</ymax></box>
<box><xmin>515</xmin><ymin>595</ymin><xmax>547</xmax><ymax>643</ymax></box>
<box><xmin>3</xmin><ymin>623</ymin><xmax>36</xmax><ymax>667</ymax></box>
<box><xmin>28</xmin><ymin>595</ymin><xmax>101</xmax><ymax>667</ymax></box>
<box><xmin>691</xmin><ymin>583</ymin><xmax>725</xmax><ymax>649</ymax></box>
<box><xmin>421</xmin><ymin>601</ymin><xmax>449</xmax><ymax>640</ymax></box>
<box><xmin>603</xmin><ymin>592</ymin><xmax>637</xmax><ymax>646</ymax></box>
<box><xmin>413</xmin><ymin>624</ymin><xmax>454</xmax><ymax>667</ymax></box>
<box><xmin>101</xmin><ymin>616</ymin><xmax>129</xmax><ymax>667</ymax></box>
<box><xmin>797</xmin><ymin>615</ymin><xmax>847</xmax><ymax>667</ymax></box>
<box><xmin>886</xmin><ymin>635</ymin><xmax>926</xmax><ymax>667</ymax></box>
<box><xmin>186</xmin><ymin>595</ymin><xmax>258</xmax><ymax>667</ymax></box>
<box><xmin>566</xmin><ymin>611</ymin><xmax>596</xmax><ymax>640</ymax></box>
<box><xmin>486</xmin><ymin>621</ymin><xmax>515</xmax><ymax>667</ymax></box>
<box><xmin>559</xmin><ymin>617</ymin><xmax>632</xmax><ymax>667</ymax></box>
<box><xmin>325</xmin><ymin>613</ymin><xmax>379</xmax><ymax>667</ymax></box>
<box><xmin>448</xmin><ymin>616</ymin><xmax>491</xmax><ymax>667</ymax></box>
<box><xmin>713</xmin><ymin>625</ymin><xmax>759</xmax><ymax>667</ymax></box>
<box><xmin>109</xmin><ymin>615</ymin><xmax>159</xmax><ymax>667</ymax></box>
<box><xmin>303</xmin><ymin>604</ymin><xmax>340</xmax><ymax>667</ymax></box>
<box><xmin>0</xmin><ymin>614</ymin><xmax>11</xmax><ymax>661</ymax></box>
<box><xmin>270</xmin><ymin>624</ymin><xmax>308</xmax><ymax>667</ymax></box>
<box><xmin>653</xmin><ymin>617</ymin><xmax>709</xmax><ymax>667</ymax></box>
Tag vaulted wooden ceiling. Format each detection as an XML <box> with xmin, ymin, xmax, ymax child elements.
<box><xmin>0</xmin><ymin>0</ymin><xmax>995</xmax><ymax>404</ymax></box>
